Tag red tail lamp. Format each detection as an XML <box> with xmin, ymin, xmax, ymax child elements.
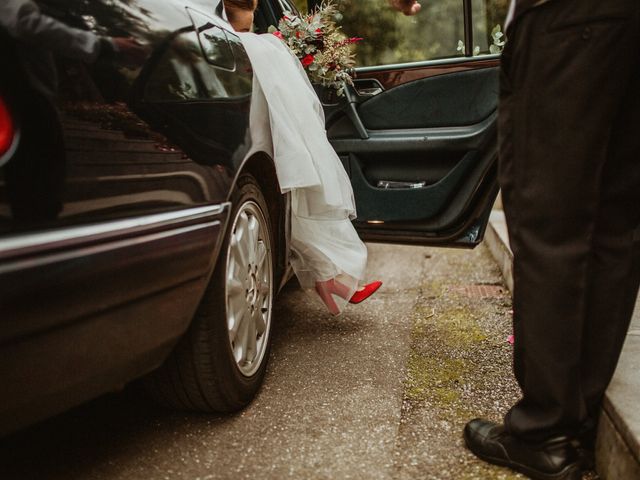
<box><xmin>0</xmin><ymin>96</ymin><xmax>16</xmax><ymax>157</ymax></box>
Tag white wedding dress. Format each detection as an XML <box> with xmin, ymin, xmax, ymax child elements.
<box><xmin>237</xmin><ymin>32</ymin><xmax>367</xmax><ymax>314</ymax></box>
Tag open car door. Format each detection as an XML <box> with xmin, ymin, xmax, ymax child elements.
<box><xmin>258</xmin><ymin>0</ymin><xmax>506</xmax><ymax>247</ymax></box>
<box><xmin>328</xmin><ymin>58</ymin><xmax>499</xmax><ymax>247</ymax></box>
<box><xmin>321</xmin><ymin>0</ymin><xmax>506</xmax><ymax>247</ymax></box>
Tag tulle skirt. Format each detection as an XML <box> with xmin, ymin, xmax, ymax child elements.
<box><xmin>238</xmin><ymin>32</ymin><xmax>367</xmax><ymax>313</ymax></box>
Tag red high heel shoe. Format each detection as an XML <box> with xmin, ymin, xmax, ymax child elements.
<box><xmin>349</xmin><ymin>281</ymin><xmax>382</xmax><ymax>304</ymax></box>
<box><xmin>315</xmin><ymin>279</ymin><xmax>383</xmax><ymax>314</ymax></box>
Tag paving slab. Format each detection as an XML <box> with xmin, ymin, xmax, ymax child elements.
<box><xmin>390</xmin><ymin>242</ymin><xmax>523</xmax><ymax>480</ymax></box>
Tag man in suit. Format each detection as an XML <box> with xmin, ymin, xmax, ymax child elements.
<box><xmin>463</xmin><ymin>0</ymin><xmax>640</xmax><ymax>479</ymax></box>
<box><xmin>0</xmin><ymin>0</ymin><xmax>146</xmax><ymax>98</ymax></box>
<box><xmin>0</xmin><ymin>0</ymin><xmax>147</xmax><ymax>221</ymax></box>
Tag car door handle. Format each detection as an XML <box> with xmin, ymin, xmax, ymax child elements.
<box><xmin>353</xmin><ymin>79</ymin><xmax>384</xmax><ymax>97</ymax></box>
<box><xmin>357</xmin><ymin>87</ymin><xmax>383</xmax><ymax>96</ymax></box>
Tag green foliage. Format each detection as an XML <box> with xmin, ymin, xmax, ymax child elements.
<box><xmin>291</xmin><ymin>0</ymin><xmax>308</xmax><ymax>11</ymax></box>
<box><xmin>289</xmin><ymin>0</ymin><xmax>509</xmax><ymax>67</ymax></box>
<box><xmin>489</xmin><ymin>24</ymin><xmax>506</xmax><ymax>54</ymax></box>
<box><xmin>457</xmin><ymin>23</ymin><xmax>505</xmax><ymax>57</ymax></box>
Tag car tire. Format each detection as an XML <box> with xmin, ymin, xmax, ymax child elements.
<box><xmin>145</xmin><ymin>174</ymin><xmax>275</xmax><ymax>412</ymax></box>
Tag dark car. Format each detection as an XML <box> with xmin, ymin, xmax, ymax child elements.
<box><xmin>0</xmin><ymin>0</ymin><xmax>501</xmax><ymax>435</ymax></box>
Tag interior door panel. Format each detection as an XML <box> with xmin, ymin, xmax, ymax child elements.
<box><xmin>325</xmin><ymin>59</ymin><xmax>500</xmax><ymax>246</ymax></box>
<box><xmin>357</xmin><ymin>68</ymin><xmax>498</xmax><ymax>130</ymax></box>
<box><xmin>349</xmin><ymin>149</ymin><xmax>487</xmax><ymax>223</ymax></box>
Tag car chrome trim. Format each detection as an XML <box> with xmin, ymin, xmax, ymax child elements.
<box><xmin>0</xmin><ymin>221</ymin><xmax>221</xmax><ymax>275</ymax></box>
<box><xmin>355</xmin><ymin>54</ymin><xmax>501</xmax><ymax>74</ymax></box>
<box><xmin>0</xmin><ymin>203</ymin><xmax>230</xmax><ymax>261</ymax></box>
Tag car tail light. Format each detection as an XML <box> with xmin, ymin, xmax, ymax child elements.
<box><xmin>0</xmin><ymin>95</ymin><xmax>16</xmax><ymax>157</ymax></box>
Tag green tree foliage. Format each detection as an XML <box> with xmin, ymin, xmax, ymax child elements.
<box><xmin>291</xmin><ymin>0</ymin><xmax>508</xmax><ymax>67</ymax></box>
<box><xmin>336</xmin><ymin>0</ymin><xmax>463</xmax><ymax>65</ymax></box>
<box><xmin>292</xmin><ymin>0</ymin><xmax>308</xmax><ymax>11</ymax></box>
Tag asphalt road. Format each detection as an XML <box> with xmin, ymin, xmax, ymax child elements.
<box><xmin>1</xmin><ymin>243</ymin><xmax>536</xmax><ymax>480</ymax></box>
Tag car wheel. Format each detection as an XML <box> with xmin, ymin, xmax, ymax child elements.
<box><xmin>146</xmin><ymin>174</ymin><xmax>275</xmax><ymax>412</ymax></box>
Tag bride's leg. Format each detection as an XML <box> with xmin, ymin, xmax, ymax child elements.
<box><xmin>324</xmin><ymin>278</ymin><xmax>353</xmax><ymax>299</ymax></box>
<box><xmin>289</xmin><ymin>192</ymin><xmax>367</xmax><ymax>314</ymax></box>
<box><xmin>314</xmin><ymin>280</ymin><xmax>341</xmax><ymax>315</ymax></box>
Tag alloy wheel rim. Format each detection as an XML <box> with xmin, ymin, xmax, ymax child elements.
<box><xmin>225</xmin><ymin>201</ymin><xmax>273</xmax><ymax>377</ymax></box>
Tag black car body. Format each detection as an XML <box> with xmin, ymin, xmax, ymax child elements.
<box><xmin>0</xmin><ymin>0</ymin><xmax>501</xmax><ymax>435</ymax></box>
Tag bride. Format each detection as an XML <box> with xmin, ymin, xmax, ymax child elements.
<box><xmin>224</xmin><ymin>0</ymin><xmax>381</xmax><ymax>315</ymax></box>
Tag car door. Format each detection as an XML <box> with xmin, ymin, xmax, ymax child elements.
<box><xmin>0</xmin><ymin>0</ymin><xmax>235</xmax><ymax>434</ymax></box>
<box><xmin>303</xmin><ymin>0</ymin><xmax>506</xmax><ymax>247</ymax></box>
<box><xmin>131</xmin><ymin>6</ymin><xmax>254</xmax><ymax>171</ymax></box>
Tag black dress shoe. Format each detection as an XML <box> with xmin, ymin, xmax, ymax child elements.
<box><xmin>464</xmin><ymin>419</ymin><xmax>583</xmax><ymax>480</ymax></box>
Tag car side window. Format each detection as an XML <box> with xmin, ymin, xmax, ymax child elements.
<box><xmin>142</xmin><ymin>12</ymin><xmax>251</xmax><ymax>102</ymax></box>
<box><xmin>302</xmin><ymin>0</ymin><xmax>507</xmax><ymax>67</ymax></box>
<box><xmin>187</xmin><ymin>8</ymin><xmax>236</xmax><ymax>71</ymax></box>
<box><xmin>470</xmin><ymin>0</ymin><xmax>508</xmax><ymax>56</ymax></box>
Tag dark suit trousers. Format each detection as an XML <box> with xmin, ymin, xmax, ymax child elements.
<box><xmin>498</xmin><ymin>0</ymin><xmax>640</xmax><ymax>441</ymax></box>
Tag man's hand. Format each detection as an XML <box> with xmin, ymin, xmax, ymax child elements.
<box><xmin>388</xmin><ymin>0</ymin><xmax>421</xmax><ymax>15</ymax></box>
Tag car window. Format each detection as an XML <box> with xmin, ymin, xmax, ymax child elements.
<box><xmin>143</xmin><ymin>24</ymin><xmax>251</xmax><ymax>102</ymax></box>
<box><xmin>470</xmin><ymin>0</ymin><xmax>508</xmax><ymax>56</ymax></box>
<box><xmin>187</xmin><ymin>8</ymin><xmax>236</xmax><ymax>71</ymax></box>
<box><xmin>293</xmin><ymin>0</ymin><xmax>508</xmax><ymax>67</ymax></box>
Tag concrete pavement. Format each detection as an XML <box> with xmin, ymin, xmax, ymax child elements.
<box><xmin>0</xmin><ymin>242</ymin><xmax>528</xmax><ymax>480</ymax></box>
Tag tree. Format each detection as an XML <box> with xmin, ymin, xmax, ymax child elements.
<box><xmin>291</xmin><ymin>0</ymin><xmax>507</xmax><ymax>66</ymax></box>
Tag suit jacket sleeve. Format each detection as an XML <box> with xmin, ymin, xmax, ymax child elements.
<box><xmin>0</xmin><ymin>0</ymin><xmax>102</xmax><ymax>63</ymax></box>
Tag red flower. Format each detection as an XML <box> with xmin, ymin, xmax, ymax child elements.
<box><xmin>295</xmin><ymin>31</ymin><xmax>301</xmax><ymax>38</ymax></box>
<box><xmin>301</xmin><ymin>54</ymin><xmax>314</xmax><ymax>67</ymax></box>
<box><xmin>337</xmin><ymin>36</ymin><xmax>364</xmax><ymax>47</ymax></box>
<box><xmin>315</xmin><ymin>28</ymin><xmax>323</xmax><ymax>36</ymax></box>
<box><xmin>272</xmin><ymin>31</ymin><xmax>283</xmax><ymax>39</ymax></box>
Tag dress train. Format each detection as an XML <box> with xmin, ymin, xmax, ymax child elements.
<box><xmin>238</xmin><ymin>32</ymin><xmax>369</xmax><ymax>314</ymax></box>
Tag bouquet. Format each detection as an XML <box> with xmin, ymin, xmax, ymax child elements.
<box><xmin>268</xmin><ymin>1</ymin><xmax>362</xmax><ymax>96</ymax></box>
